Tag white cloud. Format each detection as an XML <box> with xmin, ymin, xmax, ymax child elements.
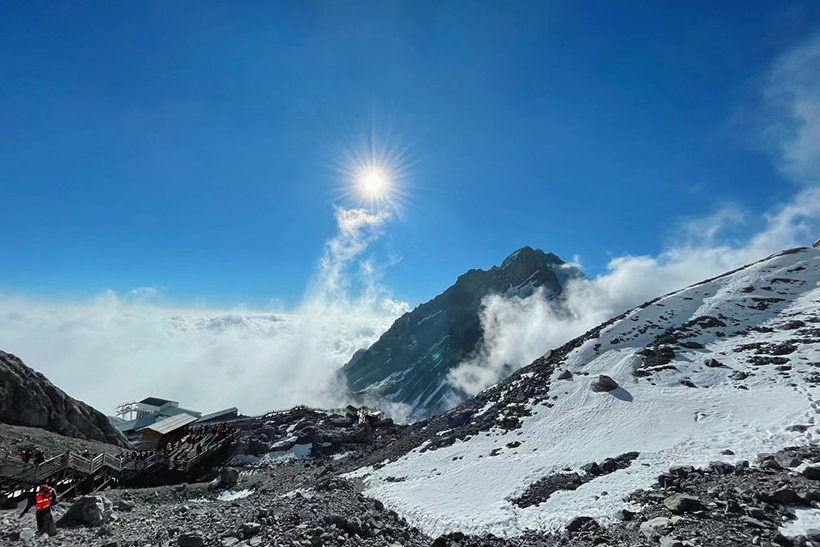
<box><xmin>765</xmin><ymin>34</ymin><xmax>820</xmax><ymax>184</ymax></box>
<box><xmin>0</xmin><ymin>207</ymin><xmax>409</xmax><ymax>418</ymax></box>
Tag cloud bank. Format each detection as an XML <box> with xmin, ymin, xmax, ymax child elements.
<box><xmin>0</xmin><ymin>207</ymin><xmax>409</xmax><ymax>417</ymax></box>
<box><xmin>447</xmin><ymin>34</ymin><xmax>820</xmax><ymax>398</ymax></box>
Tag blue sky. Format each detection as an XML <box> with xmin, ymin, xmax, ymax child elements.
<box><xmin>2</xmin><ymin>1</ymin><xmax>820</xmax><ymax>309</ymax></box>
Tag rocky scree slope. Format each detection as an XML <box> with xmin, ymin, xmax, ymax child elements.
<box><xmin>10</xmin><ymin>420</ymin><xmax>820</xmax><ymax>545</ymax></box>
<box><xmin>341</xmin><ymin>246</ymin><xmax>584</xmax><ymax>419</ymax></box>
<box><xmin>344</xmin><ymin>246</ymin><xmax>820</xmax><ymax>537</ymax></box>
<box><xmin>0</xmin><ymin>350</ymin><xmax>128</xmax><ymax>447</ymax></box>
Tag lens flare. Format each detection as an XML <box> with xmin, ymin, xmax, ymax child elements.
<box><xmin>332</xmin><ymin>122</ymin><xmax>414</xmax><ymax>211</ymax></box>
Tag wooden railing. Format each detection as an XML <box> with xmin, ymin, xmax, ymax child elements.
<box><xmin>0</xmin><ymin>433</ymin><xmax>235</xmax><ymax>493</ymax></box>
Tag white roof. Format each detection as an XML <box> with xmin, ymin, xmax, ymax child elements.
<box><xmin>140</xmin><ymin>413</ymin><xmax>198</xmax><ymax>435</ymax></box>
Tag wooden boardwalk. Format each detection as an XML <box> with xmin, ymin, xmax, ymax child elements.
<box><xmin>0</xmin><ymin>433</ymin><xmax>235</xmax><ymax>495</ymax></box>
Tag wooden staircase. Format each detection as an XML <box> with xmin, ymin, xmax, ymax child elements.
<box><xmin>0</xmin><ymin>433</ymin><xmax>236</xmax><ymax>496</ymax></box>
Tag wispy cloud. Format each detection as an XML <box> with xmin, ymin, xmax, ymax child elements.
<box><xmin>0</xmin><ymin>207</ymin><xmax>409</xmax><ymax>417</ymax></box>
<box><xmin>764</xmin><ymin>34</ymin><xmax>820</xmax><ymax>184</ymax></box>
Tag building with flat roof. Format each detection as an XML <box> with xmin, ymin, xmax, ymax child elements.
<box><xmin>113</xmin><ymin>396</ymin><xmax>238</xmax><ymax>447</ymax></box>
<box><xmin>138</xmin><ymin>413</ymin><xmax>200</xmax><ymax>451</ymax></box>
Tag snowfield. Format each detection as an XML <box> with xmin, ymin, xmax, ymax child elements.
<box><xmin>347</xmin><ymin>247</ymin><xmax>820</xmax><ymax>537</ymax></box>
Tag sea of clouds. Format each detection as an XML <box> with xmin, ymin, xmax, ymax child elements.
<box><xmin>0</xmin><ymin>207</ymin><xmax>409</xmax><ymax>417</ymax></box>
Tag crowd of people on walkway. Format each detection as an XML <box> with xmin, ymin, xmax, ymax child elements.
<box><xmin>7</xmin><ymin>423</ymin><xmax>237</xmax><ymax>475</ymax></box>
<box><xmin>19</xmin><ymin>448</ymin><xmax>46</xmax><ymax>465</ymax></box>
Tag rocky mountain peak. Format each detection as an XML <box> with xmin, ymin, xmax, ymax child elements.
<box><xmin>499</xmin><ymin>246</ymin><xmax>562</xmax><ymax>271</ymax></box>
<box><xmin>342</xmin><ymin>246</ymin><xmax>584</xmax><ymax>419</ymax></box>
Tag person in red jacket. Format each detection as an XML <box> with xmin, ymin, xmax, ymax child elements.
<box><xmin>19</xmin><ymin>483</ymin><xmax>58</xmax><ymax>536</ymax></box>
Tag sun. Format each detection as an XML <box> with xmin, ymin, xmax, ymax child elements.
<box><xmin>332</xmin><ymin>122</ymin><xmax>413</xmax><ymax>210</ymax></box>
<box><xmin>361</xmin><ymin>168</ymin><xmax>387</xmax><ymax>196</ymax></box>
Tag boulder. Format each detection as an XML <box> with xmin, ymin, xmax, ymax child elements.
<box><xmin>447</xmin><ymin>409</ymin><xmax>474</xmax><ymax>429</ymax></box>
<box><xmin>600</xmin><ymin>458</ymin><xmax>618</xmax><ymax>473</ymax></box>
<box><xmin>558</xmin><ymin>369</ymin><xmax>573</xmax><ymax>380</ymax></box>
<box><xmin>705</xmin><ymin>358</ymin><xmax>725</xmax><ymax>368</ymax></box>
<box><xmin>57</xmin><ymin>495</ymin><xmax>114</xmax><ymax>527</ymax></box>
<box><xmin>708</xmin><ymin>461</ymin><xmax>735</xmax><ymax>475</ymax></box>
<box><xmin>246</xmin><ymin>438</ymin><xmax>269</xmax><ymax>456</ymax></box>
<box><xmin>640</xmin><ymin>517</ymin><xmax>671</xmax><ymax>538</ymax></box>
<box><xmin>663</xmin><ymin>494</ymin><xmax>705</xmax><ymax>514</ymax></box>
<box><xmin>115</xmin><ymin>499</ymin><xmax>135</xmax><ymax>512</ymax></box>
<box><xmin>762</xmin><ymin>488</ymin><xmax>806</xmax><ymax>506</ymax></box>
<box><xmin>581</xmin><ymin>462</ymin><xmax>601</xmax><ymax>475</ymax></box>
<box><xmin>178</xmin><ymin>532</ymin><xmax>206</xmax><ymax>547</ymax></box>
<box><xmin>617</xmin><ymin>508</ymin><xmax>635</xmax><ymax>521</ymax></box>
<box><xmin>565</xmin><ymin>516</ymin><xmax>598</xmax><ymax>532</ymax></box>
<box><xmin>241</xmin><ymin>522</ymin><xmax>261</xmax><ymax>537</ymax></box>
<box><xmin>814</xmin><ymin>239</ymin><xmax>820</xmax><ymax>249</ymax></box>
<box><xmin>804</xmin><ymin>466</ymin><xmax>820</xmax><ymax>480</ymax></box>
<box><xmin>219</xmin><ymin>466</ymin><xmax>239</xmax><ymax>489</ymax></box>
<box><xmin>669</xmin><ymin>465</ymin><xmax>695</xmax><ymax>478</ymax></box>
<box><xmin>270</xmin><ymin>436</ymin><xmax>298</xmax><ymax>452</ymax></box>
<box><xmin>591</xmin><ymin>375</ymin><xmax>619</xmax><ymax>392</ymax></box>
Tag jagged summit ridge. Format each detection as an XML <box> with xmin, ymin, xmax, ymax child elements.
<box><xmin>341</xmin><ymin>246</ymin><xmax>584</xmax><ymax>419</ymax></box>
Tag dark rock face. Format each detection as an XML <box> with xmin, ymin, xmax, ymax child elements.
<box><xmin>0</xmin><ymin>351</ymin><xmax>128</xmax><ymax>447</ymax></box>
<box><xmin>341</xmin><ymin>247</ymin><xmax>585</xmax><ymax>418</ymax></box>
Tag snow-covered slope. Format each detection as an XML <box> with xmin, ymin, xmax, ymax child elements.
<box><xmin>347</xmin><ymin>246</ymin><xmax>820</xmax><ymax>537</ymax></box>
<box><xmin>341</xmin><ymin>246</ymin><xmax>585</xmax><ymax>419</ymax></box>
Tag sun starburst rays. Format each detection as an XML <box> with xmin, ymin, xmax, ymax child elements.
<box><xmin>332</xmin><ymin>127</ymin><xmax>414</xmax><ymax>212</ymax></box>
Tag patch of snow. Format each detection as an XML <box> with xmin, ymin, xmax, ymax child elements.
<box><xmin>416</xmin><ymin>310</ymin><xmax>443</xmax><ymax>326</ymax></box>
<box><xmin>781</xmin><ymin>508</ymin><xmax>820</xmax><ymax>538</ymax></box>
<box><xmin>217</xmin><ymin>489</ymin><xmax>254</xmax><ymax>501</ymax></box>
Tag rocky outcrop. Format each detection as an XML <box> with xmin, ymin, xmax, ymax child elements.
<box><xmin>57</xmin><ymin>495</ymin><xmax>113</xmax><ymax>527</ymax></box>
<box><xmin>0</xmin><ymin>351</ymin><xmax>128</xmax><ymax>447</ymax></box>
<box><xmin>591</xmin><ymin>375</ymin><xmax>619</xmax><ymax>392</ymax></box>
<box><xmin>341</xmin><ymin>246</ymin><xmax>585</xmax><ymax>418</ymax></box>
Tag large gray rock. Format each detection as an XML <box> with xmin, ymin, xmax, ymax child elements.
<box><xmin>591</xmin><ymin>375</ymin><xmax>619</xmax><ymax>392</ymax></box>
<box><xmin>663</xmin><ymin>494</ymin><xmax>705</xmax><ymax>514</ymax></box>
<box><xmin>219</xmin><ymin>466</ymin><xmax>239</xmax><ymax>488</ymax></box>
<box><xmin>57</xmin><ymin>495</ymin><xmax>113</xmax><ymax>527</ymax></box>
<box><xmin>0</xmin><ymin>351</ymin><xmax>128</xmax><ymax>446</ymax></box>
<box><xmin>178</xmin><ymin>532</ymin><xmax>205</xmax><ymax>547</ymax></box>
<box><xmin>341</xmin><ymin>247</ymin><xmax>586</xmax><ymax>418</ymax></box>
<box><xmin>640</xmin><ymin>517</ymin><xmax>672</xmax><ymax>538</ymax></box>
<box><xmin>565</xmin><ymin>516</ymin><xmax>598</xmax><ymax>532</ymax></box>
